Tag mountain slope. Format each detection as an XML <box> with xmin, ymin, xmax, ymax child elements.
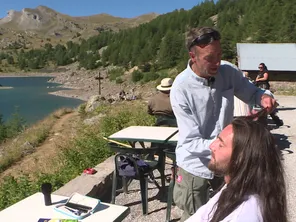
<box><xmin>0</xmin><ymin>5</ymin><xmax>158</xmax><ymax>49</ymax></box>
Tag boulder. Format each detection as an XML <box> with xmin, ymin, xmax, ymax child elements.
<box><xmin>85</xmin><ymin>95</ymin><xmax>101</xmax><ymax>112</ymax></box>
<box><xmin>83</xmin><ymin>114</ymin><xmax>106</xmax><ymax>126</ymax></box>
<box><xmin>21</xmin><ymin>141</ymin><xmax>35</xmax><ymax>156</ymax></box>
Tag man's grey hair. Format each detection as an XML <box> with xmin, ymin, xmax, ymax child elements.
<box><xmin>185</xmin><ymin>27</ymin><xmax>220</xmax><ymax>51</ymax></box>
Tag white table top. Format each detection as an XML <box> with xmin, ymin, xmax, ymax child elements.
<box><xmin>167</xmin><ymin>132</ymin><xmax>178</xmax><ymax>144</ymax></box>
<box><xmin>0</xmin><ymin>192</ymin><xmax>129</xmax><ymax>222</ymax></box>
<box><xmin>108</xmin><ymin>126</ymin><xmax>178</xmax><ymax>143</ymax></box>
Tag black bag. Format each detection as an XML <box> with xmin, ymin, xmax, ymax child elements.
<box><xmin>117</xmin><ymin>155</ymin><xmax>150</xmax><ymax>177</ymax></box>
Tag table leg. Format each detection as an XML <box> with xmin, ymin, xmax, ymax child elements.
<box><xmin>111</xmin><ymin>170</ymin><xmax>117</xmax><ymax>204</ymax></box>
<box><xmin>122</xmin><ymin>177</ymin><xmax>129</xmax><ymax>194</ymax></box>
<box><xmin>159</xmin><ymin>151</ymin><xmax>166</xmax><ymax>190</ymax></box>
<box><xmin>128</xmin><ymin>141</ymin><xmax>146</xmax><ymax>148</ymax></box>
<box><xmin>128</xmin><ymin>141</ymin><xmax>136</xmax><ymax>147</ymax></box>
<box><xmin>139</xmin><ymin>141</ymin><xmax>146</xmax><ymax>148</ymax></box>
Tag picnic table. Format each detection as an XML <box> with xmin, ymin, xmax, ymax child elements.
<box><xmin>108</xmin><ymin>126</ymin><xmax>178</xmax><ymax>147</ymax></box>
<box><xmin>0</xmin><ymin>192</ymin><xmax>129</xmax><ymax>222</ymax></box>
<box><xmin>108</xmin><ymin>125</ymin><xmax>178</xmax><ymax>195</ymax></box>
<box><xmin>107</xmin><ymin>125</ymin><xmax>179</xmax><ymax>215</ymax></box>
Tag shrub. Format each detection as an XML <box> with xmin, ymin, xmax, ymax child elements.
<box><xmin>99</xmin><ymin>102</ymin><xmax>155</xmax><ymax>137</ymax></box>
<box><xmin>131</xmin><ymin>70</ymin><xmax>144</xmax><ymax>82</ymax></box>
<box><xmin>108</xmin><ymin>68</ymin><xmax>124</xmax><ymax>81</ymax></box>
<box><xmin>142</xmin><ymin>72</ymin><xmax>160</xmax><ymax>83</ymax></box>
<box><xmin>78</xmin><ymin>103</ymin><xmax>87</xmax><ymax>115</ymax></box>
<box><xmin>0</xmin><ymin>115</ymin><xmax>7</xmax><ymax>143</ymax></box>
<box><xmin>0</xmin><ymin>175</ymin><xmax>36</xmax><ymax>209</ymax></box>
<box><xmin>115</xmin><ymin>77</ymin><xmax>123</xmax><ymax>84</ymax></box>
<box><xmin>1</xmin><ymin>109</ymin><xmax>26</xmax><ymax>140</ymax></box>
<box><xmin>140</xmin><ymin>63</ymin><xmax>151</xmax><ymax>72</ymax></box>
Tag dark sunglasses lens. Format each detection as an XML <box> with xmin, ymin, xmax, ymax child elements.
<box><xmin>212</xmin><ymin>31</ymin><xmax>221</xmax><ymax>40</ymax></box>
<box><xmin>189</xmin><ymin>31</ymin><xmax>221</xmax><ymax>49</ymax></box>
<box><xmin>196</xmin><ymin>32</ymin><xmax>220</xmax><ymax>45</ymax></box>
<box><xmin>197</xmin><ymin>35</ymin><xmax>212</xmax><ymax>45</ymax></box>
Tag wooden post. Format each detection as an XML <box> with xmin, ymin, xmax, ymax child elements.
<box><xmin>98</xmin><ymin>72</ymin><xmax>101</xmax><ymax>95</ymax></box>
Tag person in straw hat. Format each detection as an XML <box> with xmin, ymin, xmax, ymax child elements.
<box><xmin>148</xmin><ymin>78</ymin><xmax>177</xmax><ymax>127</ymax></box>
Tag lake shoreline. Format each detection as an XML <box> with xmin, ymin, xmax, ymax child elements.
<box><xmin>48</xmin><ymin>89</ymin><xmax>89</xmax><ymax>101</ymax></box>
<box><xmin>0</xmin><ymin>72</ymin><xmax>89</xmax><ymax>101</ymax></box>
<box><xmin>0</xmin><ymin>67</ymin><xmax>152</xmax><ymax>103</ymax></box>
<box><xmin>0</xmin><ymin>87</ymin><xmax>13</xmax><ymax>89</ymax></box>
<box><xmin>0</xmin><ymin>73</ymin><xmax>56</xmax><ymax>78</ymax></box>
<box><xmin>0</xmin><ymin>76</ymin><xmax>83</xmax><ymax>124</ymax></box>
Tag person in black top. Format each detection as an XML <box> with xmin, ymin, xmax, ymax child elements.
<box><xmin>255</xmin><ymin>63</ymin><xmax>270</xmax><ymax>89</ymax></box>
<box><xmin>255</xmin><ymin>63</ymin><xmax>283</xmax><ymax>127</ymax></box>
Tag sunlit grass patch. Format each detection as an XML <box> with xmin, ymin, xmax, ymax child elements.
<box><xmin>0</xmin><ymin>108</ymin><xmax>73</xmax><ymax>173</ymax></box>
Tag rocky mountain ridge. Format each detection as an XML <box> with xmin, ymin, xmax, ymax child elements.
<box><xmin>0</xmin><ymin>5</ymin><xmax>158</xmax><ymax>49</ymax></box>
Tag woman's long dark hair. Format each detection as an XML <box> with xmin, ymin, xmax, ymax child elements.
<box><xmin>210</xmin><ymin>112</ymin><xmax>287</xmax><ymax>222</ymax></box>
<box><xmin>259</xmin><ymin>62</ymin><xmax>268</xmax><ymax>73</ymax></box>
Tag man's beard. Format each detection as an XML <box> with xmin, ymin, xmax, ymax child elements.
<box><xmin>200</xmin><ymin>67</ymin><xmax>218</xmax><ymax>78</ymax></box>
<box><xmin>208</xmin><ymin>158</ymin><xmax>228</xmax><ymax>176</ymax></box>
<box><xmin>192</xmin><ymin>60</ymin><xmax>218</xmax><ymax>78</ymax></box>
<box><xmin>205</xmin><ymin>66</ymin><xmax>219</xmax><ymax>76</ymax></box>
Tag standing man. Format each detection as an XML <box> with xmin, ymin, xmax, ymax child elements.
<box><xmin>170</xmin><ymin>27</ymin><xmax>276</xmax><ymax>221</ymax></box>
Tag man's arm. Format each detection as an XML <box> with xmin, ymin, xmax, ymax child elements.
<box><xmin>147</xmin><ymin>99</ymin><xmax>154</xmax><ymax>115</ymax></box>
<box><xmin>256</xmin><ymin>72</ymin><xmax>268</xmax><ymax>81</ymax></box>
<box><xmin>170</xmin><ymin>87</ymin><xmax>214</xmax><ymax>158</ymax></box>
<box><xmin>230</xmin><ymin>66</ymin><xmax>275</xmax><ymax>112</ymax></box>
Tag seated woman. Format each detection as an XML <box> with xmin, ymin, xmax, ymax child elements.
<box><xmin>255</xmin><ymin>63</ymin><xmax>283</xmax><ymax>127</ymax></box>
<box><xmin>255</xmin><ymin>63</ymin><xmax>270</xmax><ymax>90</ymax></box>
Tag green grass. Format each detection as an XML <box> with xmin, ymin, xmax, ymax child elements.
<box><xmin>0</xmin><ymin>100</ymin><xmax>155</xmax><ymax>210</ymax></box>
<box><xmin>0</xmin><ymin>108</ymin><xmax>72</xmax><ymax>173</ymax></box>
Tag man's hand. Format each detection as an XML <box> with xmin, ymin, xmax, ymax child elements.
<box><xmin>260</xmin><ymin>94</ymin><xmax>277</xmax><ymax>113</ymax></box>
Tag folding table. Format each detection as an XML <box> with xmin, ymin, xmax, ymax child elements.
<box><xmin>108</xmin><ymin>126</ymin><xmax>178</xmax><ymax>147</ymax></box>
<box><xmin>0</xmin><ymin>192</ymin><xmax>129</xmax><ymax>222</ymax></box>
<box><xmin>108</xmin><ymin>126</ymin><xmax>178</xmax><ymax>197</ymax></box>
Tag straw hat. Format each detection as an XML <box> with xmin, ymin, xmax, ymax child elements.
<box><xmin>156</xmin><ymin>78</ymin><xmax>173</xmax><ymax>91</ymax></box>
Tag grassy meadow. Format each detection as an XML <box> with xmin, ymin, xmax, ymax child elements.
<box><xmin>0</xmin><ymin>100</ymin><xmax>155</xmax><ymax>210</ymax></box>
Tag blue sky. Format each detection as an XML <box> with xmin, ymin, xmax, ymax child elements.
<box><xmin>0</xmin><ymin>0</ymin><xmax>203</xmax><ymax>19</ymax></box>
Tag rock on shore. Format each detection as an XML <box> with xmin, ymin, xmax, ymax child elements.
<box><xmin>0</xmin><ymin>86</ymin><xmax>13</xmax><ymax>89</ymax></box>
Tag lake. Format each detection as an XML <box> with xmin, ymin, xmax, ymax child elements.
<box><xmin>0</xmin><ymin>76</ymin><xmax>83</xmax><ymax>125</ymax></box>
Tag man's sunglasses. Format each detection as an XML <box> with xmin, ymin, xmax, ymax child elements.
<box><xmin>189</xmin><ymin>31</ymin><xmax>221</xmax><ymax>49</ymax></box>
<box><xmin>258</xmin><ymin>66</ymin><xmax>263</xmax><ymax>69</ymax></box>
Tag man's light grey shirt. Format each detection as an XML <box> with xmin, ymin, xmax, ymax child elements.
<box><xmin>170</xmin><ymin>60</ymin><xmax>265</xmax><ymax>179</ymax></box>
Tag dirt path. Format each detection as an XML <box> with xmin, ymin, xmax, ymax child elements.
<box><xmin>0</xmin><ymin>111</ymin><xmax>80</xmax><ymax>179</ymax></box>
